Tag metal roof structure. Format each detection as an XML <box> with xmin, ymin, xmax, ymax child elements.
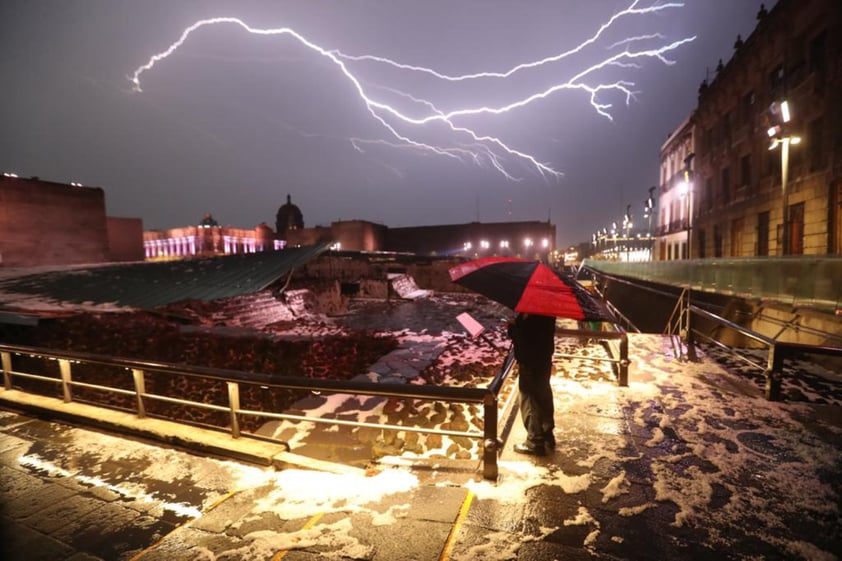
<box><xmin>0</xmin><ymin>243</ymin><xmax>331</xmax><ymax>310</ymax></box>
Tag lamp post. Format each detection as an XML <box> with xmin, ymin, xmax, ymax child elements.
<box><xmin>623</xmin><ymin>205</ymin><xmax>632</xmax><ymax>261</ymax></box>
<box><xmin>643</xmin><ymin>186</ymin><xmax>655</xmax><ymax>261</ymax></box>
<box><xmin>680</xmin><ymin>153</ymin><xmax>695</xmax><ymax>260</ymax></box>
<box><xmin>679</xmin><ymin>181</ymin><xmax>691</xmax><ymax>259</ymax></box>
<box><xmin>767</xmin><ymin>100</ymin><xmax>801</xmax><ymax>255</ymax></box>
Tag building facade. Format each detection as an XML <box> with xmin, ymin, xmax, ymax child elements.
<box><xmin>0</xmin><ymin>174</ymin><xmax>143</xmax><ymax>267</ymax></box>
<box><xmin>143</xmin><ymin>215</ymin><xmax>280</xmax><ymax>260</ymax></box>
<box><xmin>657</xmin><ymin>115</ymin><xmax>696</xmax><ymax>261</ymax></box>
<box><xmin>690</xmin><ymin>0</ymin><xmax>841</xmax><ymax>258</ymax></box>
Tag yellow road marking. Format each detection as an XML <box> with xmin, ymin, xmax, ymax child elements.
<box><xmin>439</xmin><ymin>489</ymin><xmax>475</xmax><ymax>561</ymax></box>
<box><xmin>130</xmin><ymin>488</ymin><xmax>240</xmax><ymax>561</ymax></box>
<box><xmin>272</xmin><ymin>512</ymin><xmax>325</xmax><ymax>560</ymax></box>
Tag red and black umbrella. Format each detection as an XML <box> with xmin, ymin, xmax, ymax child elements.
<box><xmin>449</xmin><ymin>257</ymin><xmax>614</xmax><ymax>322</ymax></box>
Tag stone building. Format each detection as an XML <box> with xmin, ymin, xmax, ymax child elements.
<box><xmin>275</xmin><ymin>194</ymin><xmax>304</xmax><ymax>240</ymax></box>
<box><xmin>658</xmin><ymin>115</ymin><xmax>695</xmax><ymax>261</ymax></box>
<box><xmin>143</xmin><ymin>215</ymin><xmax>279</xmax><ymax>260</ymax></box>
<box><xmin>689</xmin><ymin>0</ymin><xmax>841</xmax><ymax>258</ymax></box>
<box><xmin>0</xmin><ymin>174</ymin><xmax>143</xmax><ymax>267</ymax></box>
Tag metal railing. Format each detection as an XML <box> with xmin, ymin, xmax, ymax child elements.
<box><xmin>583</xmin><ymin>256</ymin><xmax>842</xmax><ymax>312</ymax></box>
<box><xmin>0</xmin><ymin>342</ymin><xmax>518</xmax><ymax>480</ymax></box>
<box><xmin>553</xmin><ymin>327</ymin><xmax>630</xmax><ymax>387</ymax></box>
<box><xmin>688</xmin><ymin>304</ymin><xmax>842</xmax><ymax>400</ymax></box>
<box><xmin>584</xmin><ymin>267</ymin><xmax>842</xmax><ymax>400</ymax></box>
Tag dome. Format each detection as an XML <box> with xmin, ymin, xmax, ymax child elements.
<box><xmin>276</xmin><ymin>194</ymin><xmax>303</xmax><ymax>238</ymax></box>
<box><xmin>199</xmin><ymin>213</ymin><xmax>219</xmax><ymax>228</ymax></box>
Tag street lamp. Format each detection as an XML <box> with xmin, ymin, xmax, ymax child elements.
<box><xmin>767</xmin><ymin>100</ymin><xmax>801</xmax><ymax>255</ymax></box>
<box><xmin>679</xmin><ymin>181</ymin><xmax>691</xmax><ymax>259</ymax></box>
<box><xmin>643</xmin><ymin>186</ymin><xmax>656</xmax><ymax>261</ymax></box>
<box><xmin>679</xmin><ymin>154</ymin><xmax>695</xmax><ymax>260</ymax></box>
<box><xmin>623</xmin><ymin>205</ymin><xmax>633</xmax><ymax>261</ymax></box>
<box><xmin>643</xmin><ymin>187</ymin><xmax>655</xmax><ymax>236</ymax></box>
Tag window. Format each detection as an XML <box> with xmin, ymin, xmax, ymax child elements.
<box><xmin>741</xmin><ymin>91</ymin><xmax>755</xmax><ymax>125</ymax></box>
<box><xmin>757</xmin><ymin>211</ymin><xmax>770</xmax><ymax>256</ymax></box>
<box><xmin>809</xmin><ymin>31</ymin><xmax>826</xmax><ymax>74</ymax></box>
<box><xmin>721</xmin><ymin>167</ymin><xmax>731</xmax><ymax>205</ymax></box>
<box><xmin>698</xmin><ymin>229</ymin><xmax>706</xmax><ymax>259</ymax></box>
<box><xmin>769</xmin><ymin>64</ymin><xmax>785</xmax><ymax>96</ymax></box>
<box><xmin>788</xmin><ymin>202</ymin><xmax>805</xmax><ymax>255</ymax></box>
<box><xmin>722</xmin><ymin>111</ymin><xmax>732</xmax><ymax>146</ymax></box>
<box><xmin>731</xmin><ymin>218</ymin><xmax>744</xmax><ymax>257</ymax></box>
<box><xmin>767</xmin><ymin>148</ymin><xmax>781</xmax><ymax>180</ymax></box>
<box><xmin>740</xmin><ymin>154</ymin><xmax>751</xmax><ymax>189</ymax></box>
<box><xmin>714</xmin><ymin>225</ymin><xmax>723</xmax><ymax>258</ymax></box>
<box><xmin>705</xmin><ymin>177</ymin><xmax>714</xmax><ymax>211</ymax></box>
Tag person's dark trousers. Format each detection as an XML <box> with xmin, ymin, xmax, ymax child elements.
<box><xmin>518</xmin><ymin>362</ymin><xmax>554</xmax><ymax>447</ymax></box>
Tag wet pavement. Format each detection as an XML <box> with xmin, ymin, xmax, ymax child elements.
<box><xmin>1</xmin><ymin>295</ymin><xmax>842</xmax><ymax>560</ymax></box>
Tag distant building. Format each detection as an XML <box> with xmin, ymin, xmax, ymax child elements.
<box><xmin>276</xmin><ymin>194</ymin><xmax>304</xmax><ymax>239</ymax></box>
<box><xmin>286</xmin><ymin>217</ymin><xmax>556</xmax><ymax>259</ymax></box>
<box><xmin>657</xmin><ymin>115</ymin><xmax>696</xmax><ymax>261</ymax></box>
<box><xmin>0</xmin><ymin>174</ymin><xmax>143</xmax><ymax>267</ymax></box>
<box><xmin>385</xmin><ymin>221</ymin><xmax>556</xmax><ymax>259</ymax></box>
<box><xmin>143</xmin><ymin>215</ymin><xmax>280</xmax><ymax>260</ymax></box>
<box><xmin>686</xmin><ymin>0</ymin><xmax>841</xmax><ymax>257</ymax></box>
<box><xmin>144</xmin><ymin>193</ymin><xmax>556</xmax><ymax>261</ymax></box>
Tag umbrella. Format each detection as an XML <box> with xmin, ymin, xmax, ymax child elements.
<box><xmin>449</xmin><ymin>257</ymin><xmax>614</xmax><ymax>322</ymax></box>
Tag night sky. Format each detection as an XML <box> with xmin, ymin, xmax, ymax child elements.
<box><xmin>1</xmin><ymin>1</ymin><xmax>771</xmax><ymax>247</ymax></box>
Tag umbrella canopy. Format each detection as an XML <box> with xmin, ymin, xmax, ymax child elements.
<box><xmin>449</xmin><ymin>257</ymin><xmax>614</xmax><ymax>322</ymax></box>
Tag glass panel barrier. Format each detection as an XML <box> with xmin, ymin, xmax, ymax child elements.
<box><xmin>582</xmin><ymin>257</ymin><xmax>842</xmax><ymax>313</ymax></box>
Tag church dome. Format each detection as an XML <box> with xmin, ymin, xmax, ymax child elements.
<box><xmin>276</xmin><ymin>194</ymin><xmax>303</xmax><ymax>238</ymax></box>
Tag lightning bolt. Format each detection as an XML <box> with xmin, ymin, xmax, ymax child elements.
<box><xmin>130</xmin><ymin>1</ymin><xmax>695</xmax><ymax>181</ymax></box>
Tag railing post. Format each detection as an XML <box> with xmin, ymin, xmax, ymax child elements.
<box><xmin>227</xmin><ymin>381</ymin><xmax>241</xmax><ymax>438</ymax></box>
<box><xmin>482</xmin><ymin>393</ymin><xmax>499</xmax><ymax>481</ymax></box>
<box><xmin>132</xmin><ymin>369</ymin><xmax>146</xmax><ymax>418</ymax></box>
<box><xmin>765</xmin><ymin>344</ymin><xmax>784</xmax><ymax>401</ymax></box>
<box><xmin>58</xmin><ymin>359</ymin><xmax>72</xmax><ymax>403</ymax></box>
<box><xmin>1</xmin><ymin>352</ymin><xmax>12</xmax><ymax>390</ymax></box>
<box><xmin>618</xmin><ymin>333</ymin><xmax>629</xmax><ymax>387</ymax></box>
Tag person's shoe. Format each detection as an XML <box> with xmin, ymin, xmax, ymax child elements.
<box><xmin>544</xmin><ymin>432</ymin><xmax>556</xmax><ymax>448</ymax></box>
<box><xmin>513</xmin><ymin>442</ymin><xmax>546</xmax><ymax>456</ymax></box>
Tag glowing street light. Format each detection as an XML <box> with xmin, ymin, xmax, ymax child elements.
<box><xmin>767</xmin><ymin>100</ymin><xmax>801</xmax><ymax>255</ymax></box>
<box><xmin>678</xmin><ymin>153</ymin><xmax>695</xmax><ymax>259</ymax></box>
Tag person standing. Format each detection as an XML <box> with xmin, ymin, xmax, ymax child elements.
<box><xmin>508</xmin><ymin>312</ymin><xmax>556</xmax><ymax>456</ymax></box>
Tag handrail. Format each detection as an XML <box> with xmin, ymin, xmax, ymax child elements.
<box><xmin>0</xmin><ymin>342</ymin><xmax>517</xmax><ymax>479</ymax></box>
<box><xmin>582</xmin><ymin>267</ymin><xmax>842</xmax><ymax>400</ymax></box>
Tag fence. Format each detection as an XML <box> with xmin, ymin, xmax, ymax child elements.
<box><xmin>0</xmin><ymin>342</ymin><xmax>518</xmax><ymax>480</ymax></box>
<box><xmin>583</xmin><ymin>266</ymin><xmax>842</xmax><ymax>400</ymax></box>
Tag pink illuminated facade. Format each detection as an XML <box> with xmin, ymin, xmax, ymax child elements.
<box><xmin>143</xmin><ymin>216</ymin><xmax>281</xmax><ymax>260</ymax></box>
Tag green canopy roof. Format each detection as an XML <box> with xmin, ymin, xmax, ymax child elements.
<box><xmin>0</xmin><ymin>243</ymin><xmax>330</xmax><ymax>310</ymax></box>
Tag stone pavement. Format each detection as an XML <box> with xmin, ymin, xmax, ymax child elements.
<box><xmin>2</xmin><ymin>331</ymin><xmax>841</xmax><ymax>560</ymax></box>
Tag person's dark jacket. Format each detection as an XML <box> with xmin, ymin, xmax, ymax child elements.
<box><xmin>508</xmin><ymin>313</ymin><xmax>555</xmax><ymax>371</ymax></box>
